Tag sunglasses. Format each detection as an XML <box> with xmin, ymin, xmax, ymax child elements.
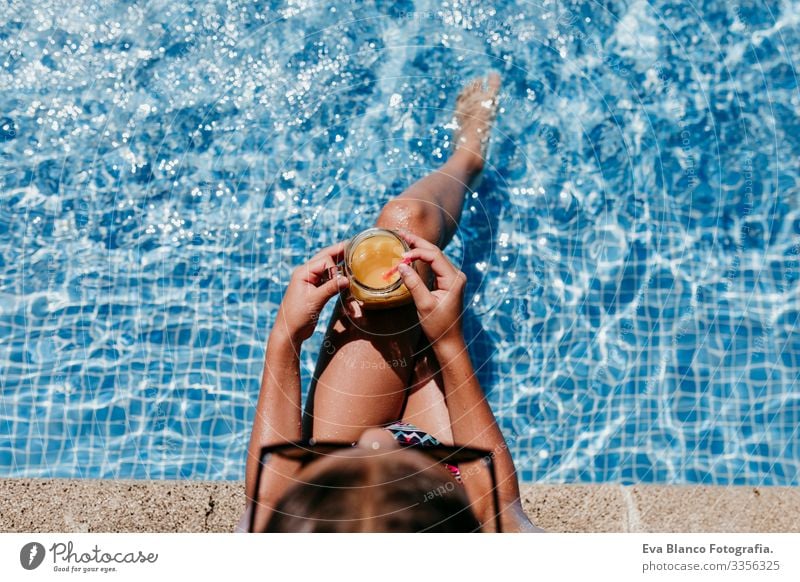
<box><xmin>250</xmin><ymin>440</ymin><xmax>502</xmax><ymax>533</ymax></box>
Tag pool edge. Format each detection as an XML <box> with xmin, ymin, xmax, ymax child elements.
<box><xmin>1</xmin><ymin>479</ymin><xmax>798</xmax><ymax>532</ymax></box>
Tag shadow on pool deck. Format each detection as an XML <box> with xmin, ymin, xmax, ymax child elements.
<box><xmin>1</xmin><ymin>480</ymin><xmax>798</xmax><ymax>532</ymax></box>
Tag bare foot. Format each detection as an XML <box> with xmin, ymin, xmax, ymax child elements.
<box><xmin>452</xmin><ymin>73</ymin><xmax>501</xmax><ymax>173</ymax></box>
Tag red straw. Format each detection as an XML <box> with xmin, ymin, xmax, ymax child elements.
<box><xmin>381</xmin><ymin>257</ymin><xmax>412</xmax><ymax>281</ymax></box>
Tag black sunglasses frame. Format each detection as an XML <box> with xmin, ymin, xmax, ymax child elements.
<box><xmin>249</xmin><ymin>440</ymin><xmax>502</xmax><ymax>533</ymax></box>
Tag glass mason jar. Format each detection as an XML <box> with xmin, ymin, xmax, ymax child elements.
<box><xmin>341</xmin><ymin>228</ymin><xmax>413</xmax><ymax>310</ymax></box>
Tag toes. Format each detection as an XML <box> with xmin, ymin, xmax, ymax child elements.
<box><xmin>465</xmin><ymin>77</ymin><xmax>482</xmax><ymax>92</ymax></box>
<box><xmin>457</xmin><ymin>74</ymin><xmax>500</xmax><ymax>109</ymax></box>
<box><xmin>456</xmin><ymin>78</ymin><xmax>481</xmax><ymax>105</ymax></box>
<box><xmin>486</xmin><ymin>72</ymin><xmax>501</xmax><ymax>94</ymax></box>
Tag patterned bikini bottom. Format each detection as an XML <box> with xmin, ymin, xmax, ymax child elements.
<box><xmin>384</xmin><ymin>421</ymin><xmax>462</xmax><ymax>482</ymax></box>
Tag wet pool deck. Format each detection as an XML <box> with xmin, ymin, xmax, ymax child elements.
<box><xmin>1</xmin><ymin>480</ymin><xmax>798</xmax><ymax>532</ymax></box>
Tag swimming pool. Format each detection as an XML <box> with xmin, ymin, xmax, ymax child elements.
<box><xmin>1</xmin><ymin>0</ymin><xmax>798</xmax><ymax>484</ymax></box>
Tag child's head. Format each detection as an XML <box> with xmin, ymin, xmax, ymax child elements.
<box><xmin>264</xmin><ymin>430</ymin><xmax>481</xmax><ymax>533</ymax></box>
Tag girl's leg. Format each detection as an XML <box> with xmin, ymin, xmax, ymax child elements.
<box><xmin>303</xmin><ymin>75</ymin><xmax>500</xmax><ymax>441</ymax></box>
<box><xmin>400</xmin><ymin>342</ymin><xmax>453</xmax><ymax>444</ymax></box>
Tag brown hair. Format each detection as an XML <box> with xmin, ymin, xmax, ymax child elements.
<box><xmin>265</xmin><ymin>452</ymin><xmax>481</xmax><ymax>533</ymax></box>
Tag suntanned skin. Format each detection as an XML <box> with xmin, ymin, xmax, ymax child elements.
<box><xmin>242</xmin><ymin>74</ymin><xmax>542</xmax><ymax>533</ymax></box>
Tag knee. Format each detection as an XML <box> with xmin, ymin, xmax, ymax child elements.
<box><xmin>376</xmin><ymin>199</ymin><xmax>440</xmax><ymax>241</ymax></box>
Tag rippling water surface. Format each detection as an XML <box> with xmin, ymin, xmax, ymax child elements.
<box><xmin>1</xmin><ymin>0</ymin><xmax>799</xmax><ymax>483</ymax></box>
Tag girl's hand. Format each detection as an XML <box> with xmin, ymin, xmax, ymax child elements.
<box><xmin>395</xmin><ymin>231</ymin><xmax>467</xmax><ymax>344</ymax></box>
<box><xmin>273</xmin><ymin>242</ymin><xmax>349</xmax><ymax>348</ymax></box>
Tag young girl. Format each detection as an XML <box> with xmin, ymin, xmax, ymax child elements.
<box><xmin>241</xmin><ymin>74</ymin><xmax>540</xmax><ymax>532</ymax></box>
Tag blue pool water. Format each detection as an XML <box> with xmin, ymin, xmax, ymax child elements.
<box><xmin>1</xmin><ymin>0</ymin><xmax>798</xmax><ymax>484</ymax></box>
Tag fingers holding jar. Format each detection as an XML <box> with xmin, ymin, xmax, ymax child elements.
<box><xmin>341</xmin><ymin>228</ymin><xmax>417</xmax><ymax>310</ymax></box>
<box><xmin>395</xmin><ymin>230</ymin><xmax>468</xmax><ymax>345</ymax></box>
<box><xmin>302</xmin><ymin>228</ymin><xmax>468</xmax><ymax>346</ymax></box>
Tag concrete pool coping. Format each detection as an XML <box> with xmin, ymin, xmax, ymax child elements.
<box><xmin>2</xmin><ymin>480</ymin><xmax>798</xmax><ymax>532</ymax></box>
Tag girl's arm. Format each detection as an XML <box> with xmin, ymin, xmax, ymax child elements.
<box><xmin>430</xmin><ymin>335</ymin><xmax>527</xmax><ymax>531</ymax></box>
<box><xmin>244</xmin><ymin>329</ymin><xmax>302</xmax><ymax>501</ymax></box>
<box><xmin>397</xmin><ymin>232</ymin><xmax>536</xmax><ymax>532</ymax></box>
<box><xmin>242</xmin><ymin>242</ymin><xmax>349</xmax><ymax>530</ymax></box>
